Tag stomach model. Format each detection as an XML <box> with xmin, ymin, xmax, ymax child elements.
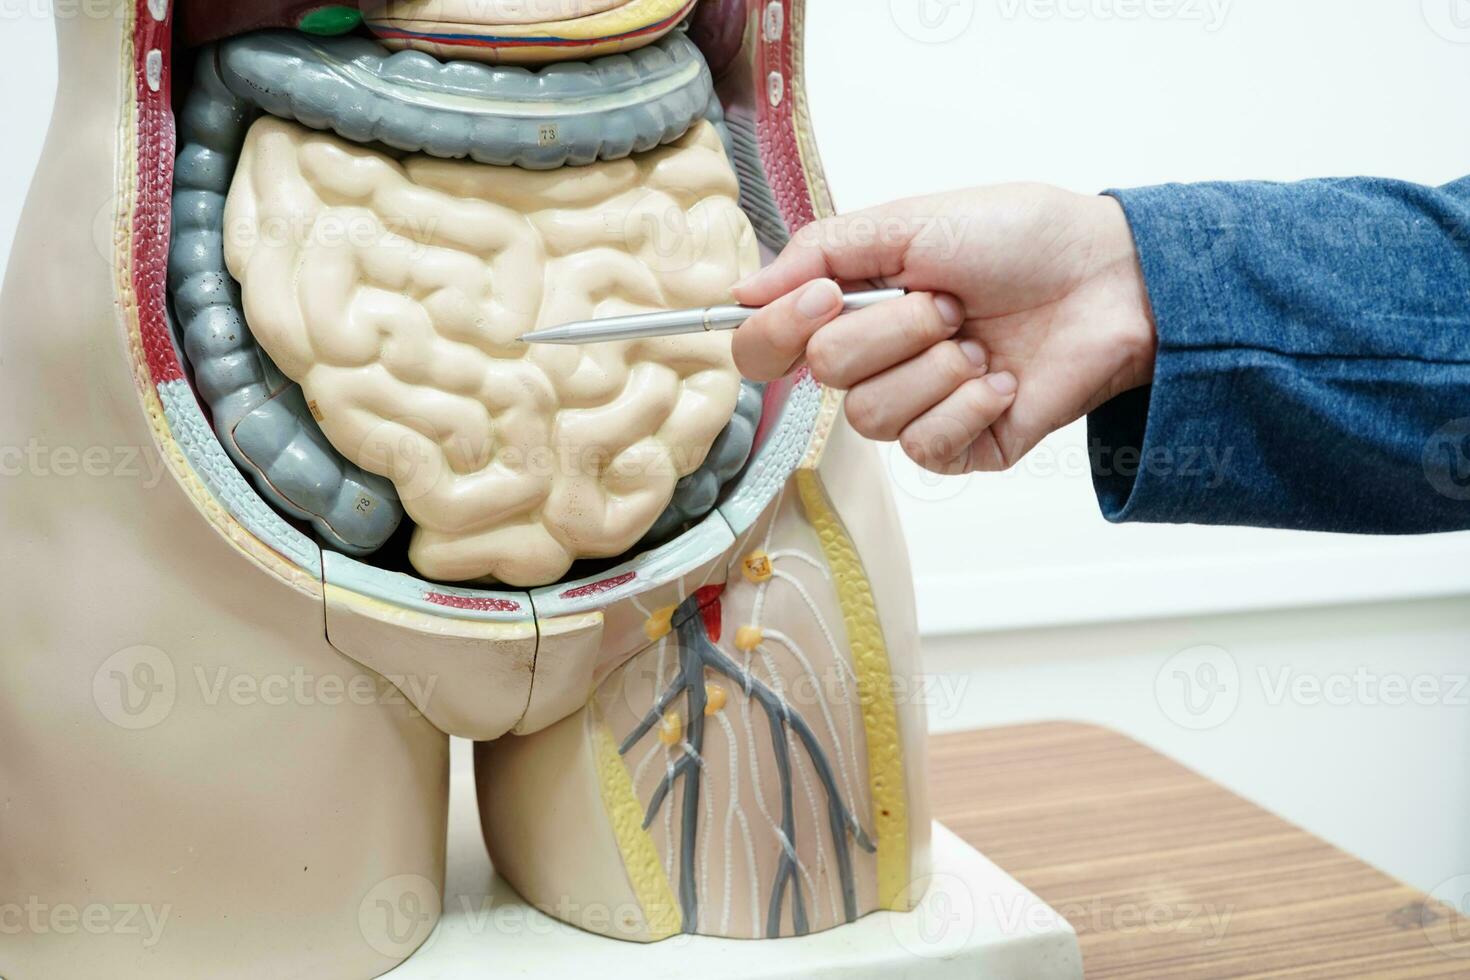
<box><xmin>0</xmin><ymin>2</ymin><xmax>931</xmax><ymax>976</ymax></box>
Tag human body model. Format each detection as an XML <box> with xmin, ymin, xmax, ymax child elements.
<box><xmin>0</xmin><ymin>3</ymin><xmax>930</xmax><ymax>976</ymax></box>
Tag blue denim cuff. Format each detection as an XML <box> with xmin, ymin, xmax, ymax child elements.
<box><xmin>1088</xmin><ymin>185</ymin><xmax>1233</xmax><ymax>523</ymax></box>
<box><xmin>1089</xmin><ymin>179</ymin><xmax>1470</xmax><ymax>533</ymax></box>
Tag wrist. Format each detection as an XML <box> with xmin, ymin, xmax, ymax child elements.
<box><xmin>1089</xmin><ymin>193</ymin><xmax>1158</xmax><ymax>392</ymax></box>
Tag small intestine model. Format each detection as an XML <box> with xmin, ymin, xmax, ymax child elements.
<box><xmin>0</xmin><ymin>1</ymin><xmax>931</xmax><ymax>976</ymax></box>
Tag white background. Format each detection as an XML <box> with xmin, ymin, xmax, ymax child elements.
<box><xmin>1</xmin><ymin>0</ymin><xmax>1468</xmax><ymax>899</ymax></box>
<box><xmin>801</xmin><ymin>0</ymin><xmax>1470</xmax><ymax>895</ymax></box>
<box><xmin>807</xmin><ymin>0</ymin><xmax>1470</xmax><ymax>636</ymax></box>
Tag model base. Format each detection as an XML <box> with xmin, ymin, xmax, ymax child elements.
<box><xmin>387</xmin><ymin>748</ymin><xmax>1083</xmax><ymax>979</ymax></box>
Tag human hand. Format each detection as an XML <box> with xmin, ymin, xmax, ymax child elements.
<box><xmin>731</xmin><ymin>184</ymin><xmax>1157</xmax><ymax>474</ymax></box>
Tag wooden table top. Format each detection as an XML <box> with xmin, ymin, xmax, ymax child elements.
<box><xmin>930</xmin><ymin>722</ymin><xmax>1470</xmax><ymax>978</ymax></box>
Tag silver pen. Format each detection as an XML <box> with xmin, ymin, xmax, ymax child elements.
<box><xmin>518</xmin><ymin>288</ymin><xmax>908</xmax><ymax>345</ymax></box>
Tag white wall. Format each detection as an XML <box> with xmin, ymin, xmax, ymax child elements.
<box><xmin>921</xmin><ymin>596</ymin><xmax>1470</xmax><ymax>896</ymax></box>
<box><xmin>803</xmin><ymin>0</ymin><xmax>1470</xmax><ymax>895</ymax></box>
<box><xmin>1</xmin><ymin>1</ymin><xmax>1466</xmax><ymax>896</ymax></box>
<box><xmin>807</xmin><ymin>0</ymin><xmax>1470</xmax><ymax>636</ymax></box>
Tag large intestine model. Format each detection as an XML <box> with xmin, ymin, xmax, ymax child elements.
<box><xmin>0</xmin><ymin>1</ymin><xmax>929</xmax><ymax>975</ymax></box>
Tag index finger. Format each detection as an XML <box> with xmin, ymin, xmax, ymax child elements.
<box><xmin>731</xmin><ymin>211</ymin><xmax>915</xmax><ymax>306</ymax></box>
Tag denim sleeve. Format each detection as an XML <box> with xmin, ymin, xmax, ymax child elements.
<box><xmin>1090</xmin><ymin>177</ymin><xmax>1470</xmax><ymax>534</ymax></box>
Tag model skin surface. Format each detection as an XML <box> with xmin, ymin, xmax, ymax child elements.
<box><xmin>0</xmin><ymin>2</ymin><xmax>932</xmax><ymax>975</ymax></box>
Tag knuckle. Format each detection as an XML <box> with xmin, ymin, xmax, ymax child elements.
<box><xmin>936</xmin><ymin>342</ymin><xmax>973</xmax><ymax>387</ymax></box>
<box><xmin>790</xmin><ymin>219</ymin><xmax>830</xmax><ymax>250</ymax></box>
<box><xmin>911</xmin><ymin>448</ymin><xmax>953</xmax><ymax>476</ymax></box>
<box><xmin>767</xmin><ymin>315</ymin><xmax>807</xmax><ymax>360</ymax></box>
<box><xmin>896</xmin><ymin>300</ymin><xmax>933</xmax><ymax>346</ymax></box>
<box><xmin>768</xmin><ymin>334</ymin><xmax>801</xmax><ymax>366</ymax></box>
<box><xmin>844</xmin><ymin>391</ymin><xmax>886</xmax><ymax>439</ymax></box>
<box><xmin>899</xmin><ymin>426</ymin><xmax>938</xmax><ymax>468</ymax></box>
<box><xmin>966</xmin><ymin>441</ymin><xmax>1002</xmax><ymax>472</ymax></box>
<box><xmin>961</xmin><ymin>376</ymin><xmax>1002</xmax><ymax>415</ymax></box>
<box><xmin>898</xmin><ymin>295</ymin><xmax>948</xmax><ymax>346</ymax></box>
<box><xmin>908</xmin><ymin>410</ymin><xmax>971</xmax><ymax>466</ymax></box>
<box><xmin>971</xmin><ymin>441</ymin><xmax>1013</xmax><ymax>473</ymax></box>
<box><xmin>789</xmin><ymin>219</ymin><xmax>841</xmax><ymax>262</ymax></box>
<box><xmin>898</xmin><ymin>434</ymin><xmax>926</xmax><ymax>467</ymax></box>
<box><xmin>805</xmin><ymin>335</ymin><xmax>845</xmax><ymax>386</ymax></box>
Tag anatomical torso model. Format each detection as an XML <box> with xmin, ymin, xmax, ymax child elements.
<box><xmin>0</xmin><ymin>2</ymin><xmax>930</xmax><ymax>975</ymax></box>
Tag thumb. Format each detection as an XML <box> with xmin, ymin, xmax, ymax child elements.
<box><xmin>731</xmin><ymin>278</ymin><xmax>845</xmax><ymax>381</ymax></box>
